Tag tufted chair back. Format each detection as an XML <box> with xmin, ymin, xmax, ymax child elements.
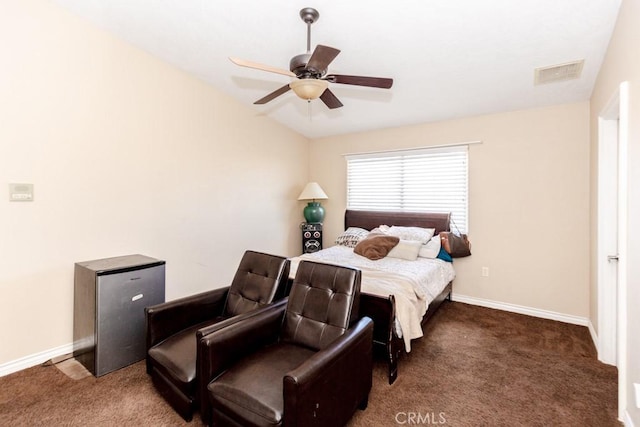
<box><xmin>281</xmin><ymin>261</ymin><xmax>361</xmax><ymax>350</ymax></box>
<box><xmin>223</xmin><ymin>250</ymin><xmax>290</xmax><ymax>318</ymax></box>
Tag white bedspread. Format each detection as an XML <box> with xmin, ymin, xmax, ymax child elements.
<box><xmin>289</xmin><ymin>246</ymin><xmax>455</xmax><ymax>352</ymax></box>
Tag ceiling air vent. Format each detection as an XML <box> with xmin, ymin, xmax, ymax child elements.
<box><xmin>534</xmin><ymin>60</ymin><xmax>584</xmax><ymax>85</ymax></box>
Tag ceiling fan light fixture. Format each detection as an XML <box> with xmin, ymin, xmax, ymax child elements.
<box><xmin>290</xmin><ymin>79</ymin><xmax>328</xmax><ymax>100</ymax></box>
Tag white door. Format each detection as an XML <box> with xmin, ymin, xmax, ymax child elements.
<box><xmin>597</xmin><ymin>81</ymin><xmax>628</xmax><ymax>420</ymax></box>
<box><xmin>597</xmin><ymin>111</ymin><xmax>618</xmax><ymax>366</ymax></box>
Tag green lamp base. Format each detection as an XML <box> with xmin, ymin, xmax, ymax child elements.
<box><xmin>303</xmin><ymin>202</ymin><xmax>325</xmax><ymax>223</ymax></box>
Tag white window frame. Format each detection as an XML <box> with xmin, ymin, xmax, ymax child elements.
<box><xmin>346</xmin><ymin>145</ymin><xmax>469</xmax><ymax>233</ymax></box>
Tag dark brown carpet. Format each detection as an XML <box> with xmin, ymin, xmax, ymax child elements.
<box><xmin>0</xmin><ymin>302</ymin><xmax>619</xmax><ymax>426</ymax></box>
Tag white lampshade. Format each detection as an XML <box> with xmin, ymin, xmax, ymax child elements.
<box><xmin>297</xmin><ymin>182</ymin><xmax>328</xmax><ymax>200</ymax></box>
<box><xmin>289</xmin><ymin>79</ymin><xmax>328</xmax><ymax>100</ymax></box>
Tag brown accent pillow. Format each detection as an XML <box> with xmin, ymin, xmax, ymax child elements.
<box><xmin>353</xmin><ymin>233</ymin><xmax>400</xmax><ymax>260</ymax></box>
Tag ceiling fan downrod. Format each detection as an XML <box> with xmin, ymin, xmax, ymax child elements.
<box><xmin>299</xmin><ymin>7</ymin><xmax>319</xmax><ymax>53</ymax></box>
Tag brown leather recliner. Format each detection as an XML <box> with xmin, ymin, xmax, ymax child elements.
<box><xmin>199</xmin><ymin>260</ymin><xmax>374</xmax><ymax>426</ymax></box>
<box><xmin>144</xmin><ymin>250</ymin><xmax>291</xmax><ymax>421</ymax></box>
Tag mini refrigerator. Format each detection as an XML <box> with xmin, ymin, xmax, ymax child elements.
<box><xmin>73</xmin><ymin>254</ymin><xmax>165</xmax><ymax>376</ymax></box>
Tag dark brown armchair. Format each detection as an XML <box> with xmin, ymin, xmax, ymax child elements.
<box><xmin>199</xmin><ymin>260</ymin><xmax>374</xmax><ymax>426</ymax></box>
<box><xmin>144</xmin><ymin>250</ymin><xmax>290</xmax><ymax>421</ymax></box>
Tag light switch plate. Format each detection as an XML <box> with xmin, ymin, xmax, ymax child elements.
<box><xmin>635</xmin><ymin>383</ymin><xmax>640</xmax><ymax>409</ymax></box>
<box><xmin>9</xmin><ymin>183</ymin><xmax>34</xmax><ymax>202</ymax></box>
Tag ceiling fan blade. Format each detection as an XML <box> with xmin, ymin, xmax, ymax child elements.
<box><xmin>254</xmin><ymin>84</ymin><xmax>292</xmax><ymax>105</ymax></box>
<box><xmin>325</xmin><ymin>74</ymin><xmax>393</xmax><ymax>89</ymax></box>
<box><xmin>307</xmin><ymin>45</ymin><xmax>341</xmax><ymax>73</ymax></box>
<box><xmin>229</xmin><ymin>57</ymin><xmax>295</xmax><ymax>78</ymax></box>
<box><xmin>319</xmin><ymin>88</ymin><xmax>343</xmax><ymax>109</ymax></box>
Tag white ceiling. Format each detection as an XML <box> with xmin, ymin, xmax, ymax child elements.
<box><xmin>52</xmin><ymin>0</ymin><xmax>621</xmax><ymax>139</ymax></box>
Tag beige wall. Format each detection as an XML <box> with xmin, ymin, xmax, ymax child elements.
<box><xmin>0</xmin><ymin>1</ymin><xmax>309</xmax><ymax>366</ymax></box>
<box><xmin>590</xmin><ymin>0</ymin><xmax>640</xmax><ymax>423</ymax></box>
<box><xmin>310</xmin><ymin>102</ymin><xmax>590</xmax><ymax>318</ymax></box>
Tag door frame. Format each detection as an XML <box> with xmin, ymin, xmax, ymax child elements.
<box><xmin>597</xmin><ymin>81</ymin><xmax>628</xmax><ymax>420</ymax></box>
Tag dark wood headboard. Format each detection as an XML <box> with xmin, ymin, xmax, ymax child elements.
<box><xmin>344</xmin><ymin>210</ymin><xmax>451</xmax><ymax>234</ymax></box>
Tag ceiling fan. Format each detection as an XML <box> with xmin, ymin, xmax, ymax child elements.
<box><xmin>229</xmin><ymin>7</ymin><xmax>393</xmax><ymax>109</ymax></box>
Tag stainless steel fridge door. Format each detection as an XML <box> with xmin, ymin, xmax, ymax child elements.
<box><xmin>95</xmin><ymin>264</ymin><xmax>165</xmax><ymax>376</ymax></box>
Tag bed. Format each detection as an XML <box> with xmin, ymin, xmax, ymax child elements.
<box><xmin>289</xmin><ymin>209</ymin><xmax>454</xmax><ymax>384</ymax></box>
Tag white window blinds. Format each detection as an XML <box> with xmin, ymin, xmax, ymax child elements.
<box><xmin>346</xmin><ymin>145</ymin><xmax>469</xmax><ymax>233</ymax></box>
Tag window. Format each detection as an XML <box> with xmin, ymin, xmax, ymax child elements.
<box><xmin>346</xmin><ymin>145</ymin><xmax>468</xmax><ymax>233</ymax></box>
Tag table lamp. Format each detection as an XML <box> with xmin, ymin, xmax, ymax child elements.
<box><xmin>297</xmin><ymin>182</ymin><xmax>328</xmax><ymax>223</ymax></box>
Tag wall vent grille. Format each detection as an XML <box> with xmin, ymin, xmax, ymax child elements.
<box><xmin>534</xmin><ymin>60</ymin><xmax>585</xmax><ymax>85</ymax></box>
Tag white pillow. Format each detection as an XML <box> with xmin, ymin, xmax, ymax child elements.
<box><xmin>418</xmin><ymin>235</ymin><xmax>442</xmax><ymax>259</ymax></box>
<box><xmin>387</xmin><ymin>239</ymin><xmax>423</xmax><ymax>261</ymax></box>
<box><xmin>387</xmin><ymin>226</ymin><xmax>435</xmax><ymax>244</ymax></box>
<box><xmin>335</xmin><ymin>227</ymin><xmax>370</xmax><ymax>248</ymax></box>
<box><xmin>370</xmin><ymin>224</ymin><xmax>390</xmax><ymax>234</ymax></box>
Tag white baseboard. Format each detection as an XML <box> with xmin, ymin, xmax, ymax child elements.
<box><xmin>451</xmin><ymin>293</ymin><xmax>590</xmax><ymax>327</ymax></box>
<box><xmin>624</xmin><ymin>410</ymin><xmax>636</xmax><ymax>427</ymax></box>
<box><xmin>0</xmin><ymin>343</ymin><xmax>73</xmax><ymax>377</ymax></box>
<box><xmin>587</xmin><ymin>320</ymin><xmax>599</xmax><ymax>354</ymax></box>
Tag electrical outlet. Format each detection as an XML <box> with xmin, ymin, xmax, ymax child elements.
<box><xmin>481</xmin><ymin>267</ymin><xmax>489</xmax><ymax>277</ymax></box>
<box><xmin>635</xmin><ymin>383</ymin><xmax>640</xmax><ymax>409</ymax></box>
